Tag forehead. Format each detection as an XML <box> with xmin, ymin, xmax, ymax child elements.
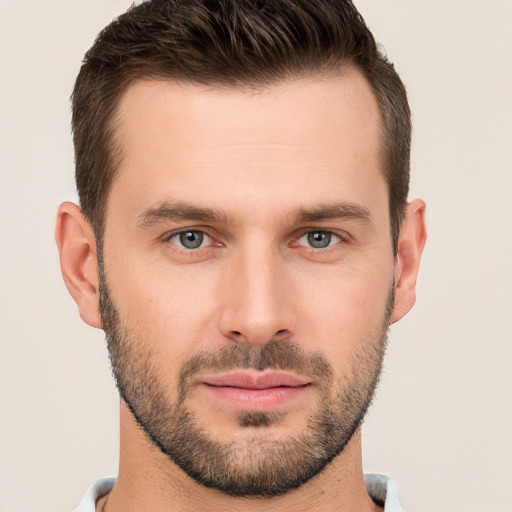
<box><xmin>114</xmin><ymin>70</ymin><xmax>381</xmax><ymax>157</ymax></box>
<box><xmin>108</xmin><ymin>70</ymin><xmax>386</xmax><ymax>226</ymax></box>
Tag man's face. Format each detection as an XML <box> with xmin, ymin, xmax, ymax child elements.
<box><xmin>100</xmin><ymin>70</ymin><xmax>396</xmax><ymax>496</ymax></box>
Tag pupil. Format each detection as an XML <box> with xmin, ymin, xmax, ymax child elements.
<box><xmin>308</xmin><ymin>231</ymin><xmax>330</xmax><ymax>248</ymax></box>
<box><xmin>180</xmin><ymin>231</ymin><xmax>203</xmax><ymax>249</ymax></box>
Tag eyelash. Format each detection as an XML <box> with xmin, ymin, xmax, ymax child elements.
<box><xmin>166</xmin><ymin>229</ymin><xmax>218</xmax><ymax>250</ymax></box>
<box><xmin>165</xmin><ymin>228</ymin><xmax>348</xmax><ymax>252</ymax></box>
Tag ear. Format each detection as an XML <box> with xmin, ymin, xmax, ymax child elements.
<box><xmin>391</xmin><ymin>199</ymin><xmax>427</xmax><ymax>324</ymax></box>
<box><xmin>55</xmin><ymin>202</ymin><xmax>102</xmax><ymax>329</ymax></box>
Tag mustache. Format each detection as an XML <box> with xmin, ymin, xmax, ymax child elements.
<box><xmin>178</xmin><ymin>339</ymin><xmax>333</xmax><ymax>391</ymax></box>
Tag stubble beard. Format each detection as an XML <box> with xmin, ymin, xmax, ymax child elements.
<box><xmin>99</xmin><ymin>270</ymin><xmax>392</xmax><ymax>497</ymax></box>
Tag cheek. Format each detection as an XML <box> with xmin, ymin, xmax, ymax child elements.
<box><xmin>295</xmin><ymin>263</ymin><xmax>392</xmax><ymax>365</ymax></box>
<box><xmin>108</xmin><ymin>256</ymin><xmax>221</xmax><ymax>356</ymax></box>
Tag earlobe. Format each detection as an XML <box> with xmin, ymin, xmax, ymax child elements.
<box><xmin>55</xmin><ymin>202</ymin><xmax>102</xmax><ymax>329</ymax></box>
<box><xmin>391</xmin><ymin>199</ymin><xmax>427</xmax><ymax>324</ymax></box>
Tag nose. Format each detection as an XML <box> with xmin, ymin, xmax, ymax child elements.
<box><xmin>218</xmin><ymin>242</ymin><xmax>296</xmax><ymax>346</ymax></box>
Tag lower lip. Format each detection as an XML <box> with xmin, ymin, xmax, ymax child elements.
<box><xmin>201</xmin><ymin>383</ymin><xmax>311</xmax><ymax>410</ymax></box>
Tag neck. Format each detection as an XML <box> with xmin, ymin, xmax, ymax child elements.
<box><xmin>98</xmin><ymin>404</ymin><xmax>382</xmax><ymax>512</ymax></box>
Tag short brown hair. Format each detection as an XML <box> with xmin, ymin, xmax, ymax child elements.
<box><xmin>72</xmin><ymin>0</ymin><xmax>411</xmax><ymax>250</ymax></box>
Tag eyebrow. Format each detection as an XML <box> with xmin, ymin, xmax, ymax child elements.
<box><xmin>137</xmin><ymin>201</ymin><xmax>372</xmax><ymax>227</ymax></box>
<box><xmin>138</xmin><ymin>202</ymin><xmax>229</xmax><ymax>226</ymax></box>
<box><xmin>295</xmin><ymin>202</ymin><xmax>372</xmax><ymax>224</ymax></box>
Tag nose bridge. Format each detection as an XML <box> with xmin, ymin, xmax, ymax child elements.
<box><xmin>219</xmin><ymin>236</ymin><xmax>294</xmax><ymax>345</ymax></box>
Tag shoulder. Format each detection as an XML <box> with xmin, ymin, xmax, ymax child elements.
<box><xmin>73</xmin><ymin>477</ymin><xmax>116</xmax><ymax>512</ymax></box>
<box><xmin>364</xmin><ymin>473</ymin><xmax>404</xmax><ymax>512</ymax></box>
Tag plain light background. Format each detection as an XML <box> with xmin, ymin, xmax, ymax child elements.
<box><xmin>1</xmin><ymin>1</ymin><xmax>511</xmax><ymax>511</ymax></box>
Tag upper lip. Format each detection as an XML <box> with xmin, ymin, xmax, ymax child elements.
<box><xmin>201</xmin><ymin>371</ymin><xmax>311</xmax><ymax>389</ymax></box>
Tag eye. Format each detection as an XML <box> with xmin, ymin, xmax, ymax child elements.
<box><xmin>297</xmin><ymin>230</ymin><xmax>342</xmax><ymax>249</ymax></box>
<box><xmin>168</xmin><ymin>230</ymin><xmax>212</xmax><ymax>250</ymax></box>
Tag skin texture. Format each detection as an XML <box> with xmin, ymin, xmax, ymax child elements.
<box><xmin>56</xmin><ymin>69</ymin><xmax>426</xmax><ymax>511</ymax></box>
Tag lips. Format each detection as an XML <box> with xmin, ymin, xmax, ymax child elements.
<box><xmin>203</xmin><ymin>371</ymin><xmax>311</xmax><ymax>389</ymax></box>
<box><xmin>199</xmin><ymin>371</ymin><xmax>312</xmax><ymax>410</ymax></box>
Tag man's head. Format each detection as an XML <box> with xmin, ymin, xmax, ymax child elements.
<box><xmin>72</xmin><ymin>0</ymin><xmax>411</xmax><ymax>250</ymax></box>
<box><xmin>57</xmin><ymin>0</ymin><xmax>426</xmax><ymax>502</ymax></box>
